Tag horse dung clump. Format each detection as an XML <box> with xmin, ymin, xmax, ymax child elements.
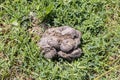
<box><xmin>37</xmin><ymin>26</ymin><xmax>82</xmax><ymax>61</ymax></box>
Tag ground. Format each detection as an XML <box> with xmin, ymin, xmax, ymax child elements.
<box><xmin>0</xmin><ymin>0</ymin><xmax>120</xmax><ymax>80</ymax></box>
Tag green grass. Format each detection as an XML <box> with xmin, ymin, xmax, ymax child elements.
<box><xmin>0</xmin><ymin>0</ymin><xmax>120</xmax><ymax>80</ymax></box>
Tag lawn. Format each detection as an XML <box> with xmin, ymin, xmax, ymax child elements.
<box><xmin>0</xmin><ymin>0</ymin><xmax>120</xmax><ymax>80</ymax></box>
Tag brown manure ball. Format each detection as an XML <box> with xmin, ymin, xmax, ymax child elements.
<box><xmin>37</xmin><ymin>26</ymin><xmax>82</xmax><ymax>61</ymax></box>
